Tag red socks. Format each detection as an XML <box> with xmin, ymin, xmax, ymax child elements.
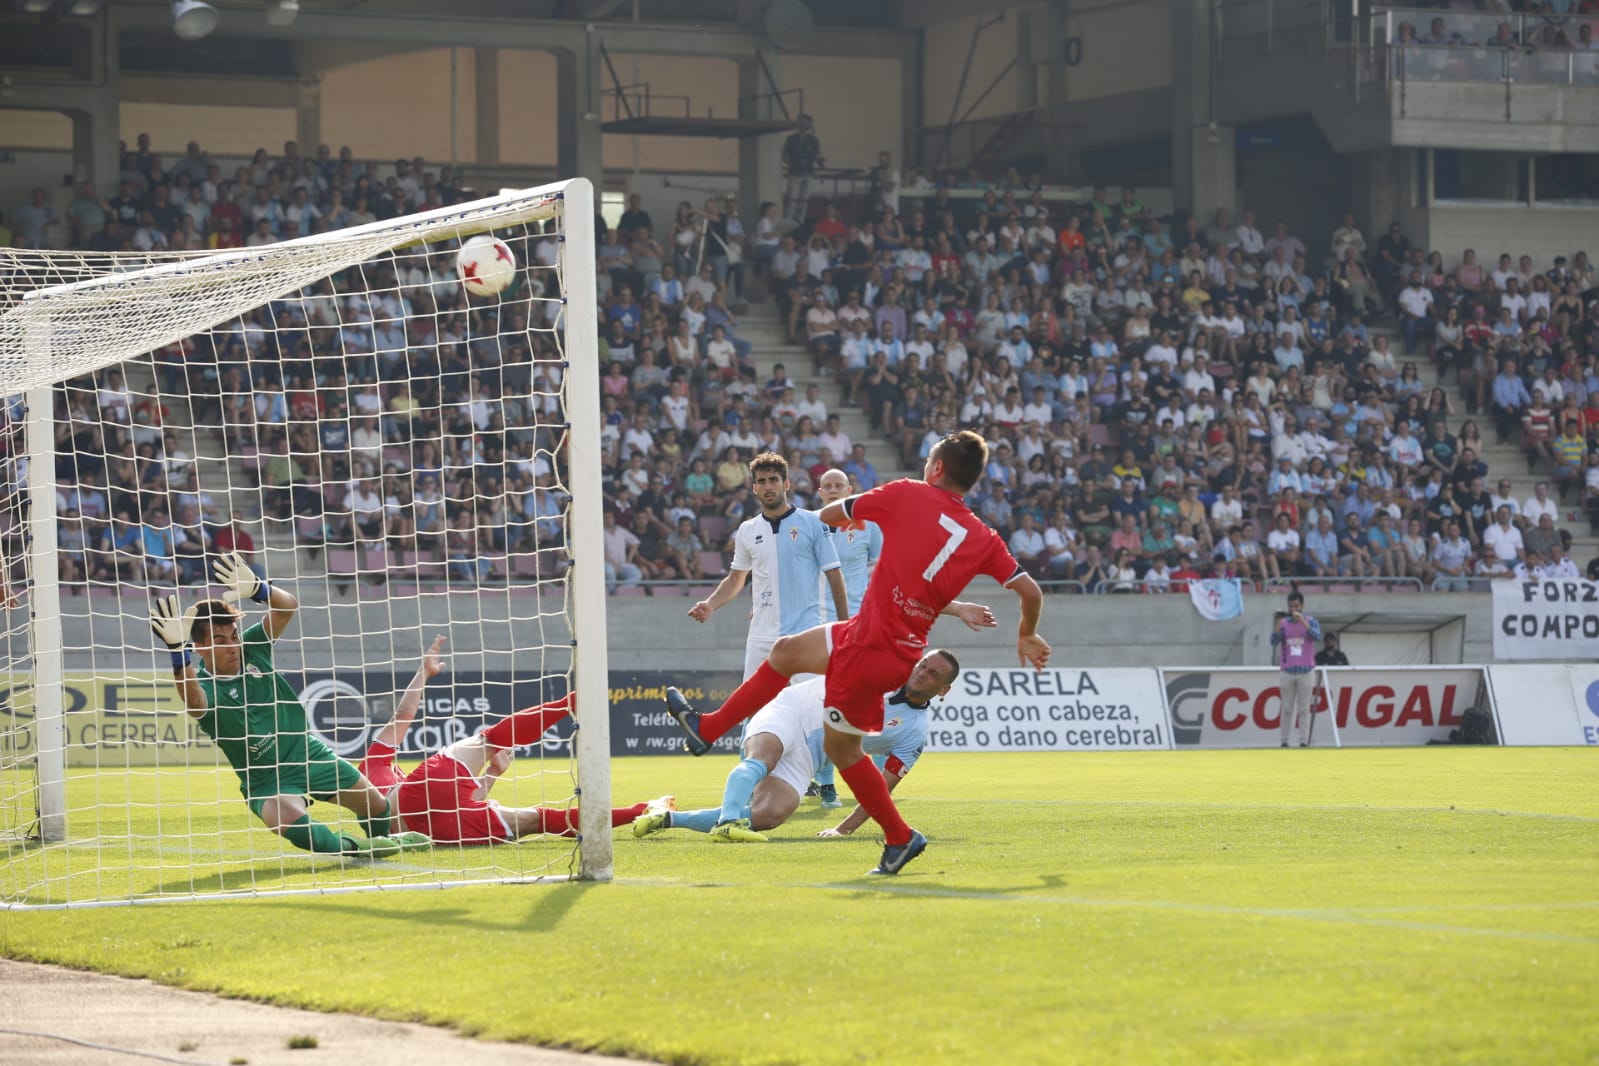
<box><xmin>839</xmin><ymin>756</ymin><xmax>911</xmax><ymax>846</ymax></box>
<box><xmin>536</xmin><ymin>802</ymin><xmax>649</xmax><ymax>838</ymax></box>
<box><xmin>483</xmin><ymin>693</ymin><xmax>574</xmax><ymax>749</ymax></box>
<box><xmin>697</xmin><ymin>662</ymin><xmax>790</xmax><ymax>743</ymax></box>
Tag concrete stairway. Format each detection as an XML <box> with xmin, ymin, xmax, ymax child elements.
<box><xmin>732</xmin><ymin>302</ymin><xmax>907</xmax><ymax>483</ymax></box>
<box><xmin>1388</xmin><ymin>327</ymin><xmax>1597</xmax><ymax>564</ymax></box>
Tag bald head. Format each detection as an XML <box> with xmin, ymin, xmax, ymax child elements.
<box><xmin>817</xmin><ymin>468</ymin><xmax>852</xmax><ymax>504</ymax></box>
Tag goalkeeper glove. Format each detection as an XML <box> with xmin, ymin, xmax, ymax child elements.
<box><xmin>150</xmin><ymin>595</ymin><xmax>198</xmax><ymax>669</ymax></box>
<box><xmin>214</xmin><ymin>551</ymin><xmax>269</xmax><ymax>604</ymax></box>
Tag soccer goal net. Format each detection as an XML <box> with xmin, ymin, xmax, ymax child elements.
<box><xmin>0</xmin><ymin>178</ymin><xmax>611</xmax><ymax>909</ymax></box>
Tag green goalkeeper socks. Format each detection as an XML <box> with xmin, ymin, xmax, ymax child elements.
<box><xmin>358</xmin><ymin>808</ymin><xmax>393</xmax><ymax>840</ymax></box>
<box><xmin>280</xmin><ymin>814</ymin><xmax>356</xmax><ymax>855</ymax></box>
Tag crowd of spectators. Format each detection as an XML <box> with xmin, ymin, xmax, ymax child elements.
<box><xmin>754</xmin><ymin>159</ymin><xmax>1599</xmax><ymax>592</ymax></box>
<box><xmin>9</xmin><ymin>128</ymin><xmax>1599</xmax><ymax>597</ymax></box>
<box><xmin>1389</xmin><ymin>7</ymin><xmax>1599</xmax><ymax>83</ymax></box>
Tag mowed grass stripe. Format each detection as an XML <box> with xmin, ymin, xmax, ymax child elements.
<box><xmin>2</xmin><ymin>749</ymin><xmax>1596</xmax><ymax>1065</ymax></box>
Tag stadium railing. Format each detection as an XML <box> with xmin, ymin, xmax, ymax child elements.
<box><xmin>1260</xmin><ymin>576</ymin><xmax>1427</xmax><ymax>593</ymax></box>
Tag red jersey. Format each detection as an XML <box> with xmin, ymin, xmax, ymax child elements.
<box><xmin>849</xmin><ymin>478</ymin><xmax>1022</xmax><ymax>658</ymax></box>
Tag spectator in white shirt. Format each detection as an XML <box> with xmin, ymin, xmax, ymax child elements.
<box><xmin>817</xmin><ymin>415</ymin><xmax>852</xmax><ymax>461</ymax></box>
<box><xmin>1388</xmin><ymin>425</ymin><xmax>1424</xmax><ymax>470</ymax></box>
<box><xmin>1182</xmin><ymin>358</ymin><xmax>1216</xmax><ymax>399</ymax></box>
<box><xmin>1008</xmin><ymin>513</ymin><xmax>1049</xmax><ymax>578</ymax></box>
<box><xmin>1233</xmin><ymin>209</ymin><xmax>1265</xmax><ymax>256</ymax></box>
<box><xmin>1540</xmin><ymin>544</ymin><xmax>1582</xmax><ymax>579</ymax></box>
<box><xmin>1522</xmin><ymin>482</ymin><xmax>1558</xmax><ymax>527</ymax></box>
<box><xmin>1482</xmin><ymin>506</ymin><xmax>1524</xmax><ymax>563</ymax></box>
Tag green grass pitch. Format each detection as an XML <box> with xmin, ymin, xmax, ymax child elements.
<box><xmin>2</xmin><ymin>748</ymin><xmax>1597</xmax><ymax>1065</ymax></box>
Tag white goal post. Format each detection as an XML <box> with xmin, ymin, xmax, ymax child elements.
<box><xmin>0</xmin><ymin>177</ymin><xmax>611</xmax><ymax>907</ymax></box>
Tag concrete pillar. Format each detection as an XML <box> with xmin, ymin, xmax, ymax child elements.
<box><xmin>69</xmin><ymin>13</ymin><xmax>119</xmax><ymax>197</ymax></box>
<box><xmin>902</xmin><ymin>35</ymin><xmax>923</xmax><ymax>172</ymax></box>
<box><xmin>736</xmin><ymin>49</ymin><xmax>784</xmax><ymax>235</ymax></box>
<box><xmin>295</xmin><ymin>79</ymin><xmax>322</xmax><ymax>154</ymax></box>
<box><xmin>1170</xmin><ymin>0</ymin><xmax>1236</xmax><ymax>220</ymax></box>
<box><xmin>475</xmin><ymin>47</ymin><xmax>501</xmax><ymax>167</ymax></box>
<box><xmin>556</xmin><ymin>35</ymin><xmax>603</xmax><ymax>194</ymax></box>
<box><xmin>1363</xmin><ymin>147</ymin><xmax>1410</xmax><ymax>232</ymax></box>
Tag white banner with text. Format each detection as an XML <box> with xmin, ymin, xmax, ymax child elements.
<box><xmin>924</xmin><ymin>668</ymin><xmax>1171</xmax><ymax>752</ymax></box>
<box><xmin>1161</xmin><ymin>667</ymin><xmax>1494</xmax><ymax>748</ymax></box>
<box><xmin>1492</xmin><ymin>579</ymin><xmax>1599</xmax><ymax>661</ymax></box>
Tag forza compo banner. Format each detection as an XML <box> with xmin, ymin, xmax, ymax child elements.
<box><xmin>1492</xmin><ymin>579</ymin><xmax>1599</xmax><ymax>661</ymax></box>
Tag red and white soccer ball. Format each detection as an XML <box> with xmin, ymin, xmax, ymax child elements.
<box><xmin>457</xmin><ymin>235</ymin><xmax>516</xmax><ymax>298</ymax></box>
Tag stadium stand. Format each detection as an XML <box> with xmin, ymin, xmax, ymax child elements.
<box><xmin>11</xmin><ymin>130</ymin><xmax>1599</xmax><ymax>599</ymax></box>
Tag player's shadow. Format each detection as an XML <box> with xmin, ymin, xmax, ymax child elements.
<box><xmin>151</xmin><ymin>862</ymin><xmax>315</xmax><ymax>897</ymax></box>
<box><xmin>824</xmin><ymin>872</ymin><xmax>1070</xmax><ymax>895</ymax></box>
<box><xmin>282</xmin><ymin>882</ymin><xmax>598</xmax><ymax>935</ymax></box>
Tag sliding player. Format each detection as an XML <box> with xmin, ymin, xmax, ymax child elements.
<box><xmin>633</xmin><ymin>648</ymin><xmax>960</xmax><ymax>843</ymax></box>
<box><xmin>667</xmin><ymin>431</ymin><xmax>1050</xmax><ymax>875</ymax></box>
<box><xmin>152</xmin><ymin>552</ymin><xmax>428</xmax><ymax>858</ymax></box>
<box><xmin>810</xmin><ymin>467</ymin><xmax>883</xmax><ymax>808</ymax></box>
<box><xmin>359</xmin><ymin>637</ymin><xmax>672</xmax><ymax>844</ymax></box>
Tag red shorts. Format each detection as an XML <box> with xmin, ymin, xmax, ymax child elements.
<box><xmin>823</xmin><ymin>618</ymin><xmax>920</xmax><ymax>733</ymax></box>
<box><xmin>394</xmin><ymin>753</ymin><xmax>514</xmax><ymax>845</ymax></box>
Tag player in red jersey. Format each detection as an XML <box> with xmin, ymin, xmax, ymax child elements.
<box><xmin>361</xmin><ymin>638</ymin><xmax>671</xmax><ymax>844</ymax></box>
<box><xmin>666</xmin><ymin>430</ymin><xmax>1050</xmax><ymax>874</ymax></box>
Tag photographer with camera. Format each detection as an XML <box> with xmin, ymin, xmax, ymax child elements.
<box><xmin>1271</xmin><ymin>590</ymin><xmax>1322</xmax><ymax>748</ymax></box>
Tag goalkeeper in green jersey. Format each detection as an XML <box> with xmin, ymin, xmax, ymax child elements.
<box><xmin>150</xmin><ymin>552</ymin><xmax>430</xmax><ymax>859</ymax></box>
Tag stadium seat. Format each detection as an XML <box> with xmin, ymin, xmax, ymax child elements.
<box><xmin>698</xmin><ymin>516</ymin><xmax>729</xmax><ymax>544</ymax></box>
<box><xmin>698</xmin><ymin>550</ymin><xmax>728</xmax><ymax>578</ymax></box>
<box><xmin>326</xmin><ymin>548</ymin><xmax>359</xmax><ymax>576</ymax></box>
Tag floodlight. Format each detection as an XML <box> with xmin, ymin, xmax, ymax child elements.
<box><xmin>171</xmin><ymin>0</ymin><xmax>219</xmax><ymax>40</ymax></box>
<box><xmin>265</xmin><ymin>0</ymin><xmax>298</xmax><ymax>27</ymax></box>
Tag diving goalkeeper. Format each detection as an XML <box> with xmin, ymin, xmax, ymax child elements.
<box><xmin>152</xmin><ymin>552</ymin><xmax>429</xmax><ymax>858</ymax></box>
<box><xmin>358</xmin><ymin>637</ymin><xmax>673</xmax><ymax>844</ymax></box>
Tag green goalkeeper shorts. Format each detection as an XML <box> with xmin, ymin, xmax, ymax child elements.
<box><xmin>244</xmin><ymin>754</ymin><xmax>363</xmax><ymax>818</ymax></box>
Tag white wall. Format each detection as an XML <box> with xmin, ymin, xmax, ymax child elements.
<box><xmin>923</xmin><ymin>8</ymin><xmax>1022</xmax><ymax>128</ymax></box>
<box><xmin>781</xmin><ymin>55</ymin><xmax>902</xmax><ymax>172</ymax></box>
<box><xmin>1408</xmin><ymin>203</ymin><xmax>1599</xmax><ymax>269</ymax></box>
<box><xmin>321</xmin><ymin>48</ymin><xmax>478</xmax><ymax>163</ymax></box>
<box><xmin>1059</xmin><ymin>0</ymin><xmax>1174</xmax><ymax>103</ymax></box>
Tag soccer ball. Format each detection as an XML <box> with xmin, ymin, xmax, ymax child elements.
<box><xmin>457</xmin><ymin>235</ymin><xmax>516</xmax><ymax>298</ymax></box>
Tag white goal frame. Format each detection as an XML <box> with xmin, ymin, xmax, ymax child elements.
<box><xmin>1</xmin><ymin>177</ymin><xmax>611</xmax><ymax>902</ymax></box>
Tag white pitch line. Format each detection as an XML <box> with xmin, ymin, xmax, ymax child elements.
<box><xmin>905</xmin><ymin>797</ymin><xmax>1599</xmax><ymax>823</ymax></box>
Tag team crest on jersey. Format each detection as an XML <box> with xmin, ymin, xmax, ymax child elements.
<box><xmin>246</xmin><ymin>665</ymin><xmax>262</xmax><ymax>678</ymax></box>
<box><xmin>789</xmin><ymin>528</ymin><xmax>799</xmax><ymax>541</ymax></box>
<box><xmin>887</xmin><ymin>716</ymin><xmax>902</xmax><ymax>729</ymax></box>
<box><xmin>845</xmin><ymin>530</ymin><xmax>857</xmax><ymax>543</ymax></box>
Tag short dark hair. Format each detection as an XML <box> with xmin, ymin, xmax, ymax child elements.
<box><xmin>1287</xmin><ymin>591</ymin><xmax>1305</xmax><ymax>606</ymax></box>
<box><xmin>932</xmin><ymin>430</ymin><xmax>988</xmax><ymax>492</ymax></box>
<box><xmin>191</xmin><ymin>597</ymin><xmax>242</xmax><ymax>645</ymax></box>
<box><xmin>932</xmin><ymin>648</ymin><xmax>961</xmax><ymax>677</ymax></box>
<box><xmin>749</xmin><ymin>451</ymin><xmax>788</xmax><ymax>480</ymax></box>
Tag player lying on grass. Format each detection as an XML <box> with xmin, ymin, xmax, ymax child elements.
<box><xmin>666</xmin><ymin>430</ymin><xmax>1051</xmax><ymax>875</ymax></box>
<box><xmin>152</xmin><ymin>552</ymin><xmax>429</xmax><ymax>859</ymax></box>
<box><xmin>358</xmin><ymin>636</ymin><xmax>673</xmax><ymax>844</ymax></box>
<box><xmin>634</xmin><ymin>648</ymin><xmax>960</xmax><ymax>843</ymax></box>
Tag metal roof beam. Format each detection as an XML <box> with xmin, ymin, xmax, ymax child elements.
<box><xmin>107</xmin><ymin>2</ymin><xmax>767</xmax><ymax>59</ymax></box>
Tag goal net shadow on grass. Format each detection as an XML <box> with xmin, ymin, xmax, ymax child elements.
<box><xmin>0</xmin><ymin>179</ymin><xmax>611</xmax><ymax>909</ymax></box>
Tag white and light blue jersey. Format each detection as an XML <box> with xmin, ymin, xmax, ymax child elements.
<box><xmin>820</xmin><ymin>516</ymin><xmax>883</xmax><ymax>616</ymax></box>
<box><xmin>731</xmin><ymin>505</ymin><xmax>842</xmax><ymax>641</ymax></box>
<box><xmin>803</xmin><ymin>691</ymin><xmax>930</xmax><ymax>778</ymax></box>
